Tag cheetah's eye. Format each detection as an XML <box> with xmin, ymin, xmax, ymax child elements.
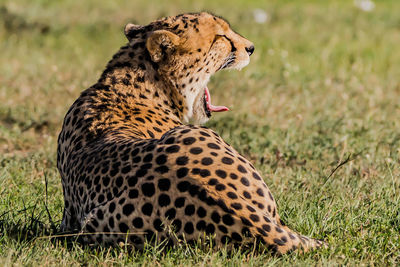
<box><xmin>213</xmin><ymin>34</ymin><xmax>228</xmax><ymax>43</ymax></box>
<box><xmin>210</xmin><ymin>35</ymin><xmax>235</xmax><ymax>53</ymax></box>
<box><xmin>209</xmin><ymin>34</ymin><xmax>227</xmax><ymax>49</ymax></box>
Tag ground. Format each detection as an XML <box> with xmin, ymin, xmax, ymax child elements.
<box><xmin>0</xmin><ymin>0</ymin><xmax>399</xmax><ymax>266</ymax></box>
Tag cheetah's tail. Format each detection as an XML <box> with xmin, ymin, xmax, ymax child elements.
<box><xmin>245</xmin><ymin>215</ymin><xmax>327</xmax><ymax>254</ymax></box>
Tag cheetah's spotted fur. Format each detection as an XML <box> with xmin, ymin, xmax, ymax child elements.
<box><xmin>57</xmin><ymin>12</ymin><xmax>325</xmax><ymax>254</ymax></box>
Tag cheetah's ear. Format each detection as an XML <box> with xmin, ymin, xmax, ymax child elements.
<box><xmin>146</xmin><ymin>30</ymin><xmax>180</xmax><ymax>63</ymax></box>
<box><xmin>124</xmin><ymin>23</ymin><xmax>144</xmax><ymax>41</ymax></box>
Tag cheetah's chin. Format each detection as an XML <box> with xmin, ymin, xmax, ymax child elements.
<box><xmin>203</xmin><ymin>86</ymin><xmax>229</xmax><ymax>118</ymax></box>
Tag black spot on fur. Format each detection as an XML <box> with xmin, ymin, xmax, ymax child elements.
<box><xmin>184</xmin><ymin>222</ymin><xmax>194</xmax><ymax>234</ymax></box>
<box><xmin>222</xmin><ymin>214</ymin><xmax>234</xmax><ymax>226</ymax></box>
<box><xmin>216</xmin><ymin>170</ymin><xmax>227</xmax><ymax>178</ymax></box>
<box><xmin>158</xmin><ymin>178</ymin><xmax>171</xmax><ymax>191</ymax></box>
<box><xmin>174</xmin><ymin>197</ymin><xmax>185</xmax><ymax>208</ymax></box>
<box><xmin>176</xmin><ymin>156</ymin><xmax>189</xmax><ymax>165</ymax></box>
<box><xmin>141</xmin><ymin>203</ymin><xmax>153</xmax><ymax>216</ymax></box>
<box><xmin>158</xmin><ymin>194</ymin><xmax>171</xmax><ymax>207</ymax></box>
<box><xmin>189</xmin><ymin>147</ymin><xmax>203</xmax><ymax>154</ymax></box>
<box><xmin>166</xmin><ymin>145</ymin><xmax>180</xmax><ymax>153</ymax></box>
<box><xmin>240</xmin><ymin>177</ymin><xmax>250</xmax><ymax>186</ymax></box>
<box><xmin>142</xmin><ymin>183</ymin><xmax>155</xmax><ymax>197</ymax></box>
<box><xmin>221</xmin><ymin>157</ymin><xmax>234</xmax><ymax>165</ymax></box>
<box><xmin>119</xmin><ymin>222</ymin><xmax>129</xmax><ymax>233</ymax></box>
<box><xmin>165</xmin><ymin>208</ymin><xmax>176</xmax><ymax>219</ymax></box>
<box><xmin>133</xmin><ymin>217</ymin><xmax>144</xmax><ymax>228</ymax></box>
<box><xmin>176</xmin><ymin>167</ymin><xmax>188</xmax><ymax>178</ymax></box>
<box><xmin>123</xmin><ymin>204</ymin><xmax>135</xmax><ymax>216</ymax></box>
<box><xmin>183</xmin><ymin>137</ymin><xmax>196</xmax><ymax>145</ymax></box>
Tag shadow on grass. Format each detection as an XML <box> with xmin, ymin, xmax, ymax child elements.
<box><xmin>0</xmin><ymin>204</ymin><xmax>58</xmax><ymax>242</ymax></box>
<box><xmin>0</xmin><ymin>205</ymin><xmax>278</xmax><ymax>259</ymax></box>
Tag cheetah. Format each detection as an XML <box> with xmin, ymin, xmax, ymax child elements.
<box><xmin>57</xmin><ymin>12</ymin><xmax>325</xmax><ymax>254</ymax></box>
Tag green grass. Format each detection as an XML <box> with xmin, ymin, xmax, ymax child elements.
<box><xmin>1</xmin><ymin>0</ymin><xmax>399</xmax><ymax>265</ymax></box>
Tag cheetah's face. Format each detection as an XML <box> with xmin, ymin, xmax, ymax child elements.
<box><xmin>140</xmin><ymin>12</ymin><xmax>254</xmax><ymax>124</ymax></box>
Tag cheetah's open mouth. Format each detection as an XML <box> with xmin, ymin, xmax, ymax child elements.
<box><xmin>204</xmin><ymin>86</ymin><xmax>229</xmax><ymax>117</ymax></box>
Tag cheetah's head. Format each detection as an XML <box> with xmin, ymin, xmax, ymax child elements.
<box><xmin>125</xmin><ymin>12</ymin><xmax>254</xmax><ymax>124</ymax></box>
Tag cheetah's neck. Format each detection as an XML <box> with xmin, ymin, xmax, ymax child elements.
<box><xmin>67</xmin><ymin>43</ymin><xmax>187</xmax><ymax>143</ymax></box>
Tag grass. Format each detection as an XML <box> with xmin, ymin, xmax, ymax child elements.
<box><xmin>1</xmin><ymin>0</ymin><xmax>399</xmax><ymax>265</ymax></box>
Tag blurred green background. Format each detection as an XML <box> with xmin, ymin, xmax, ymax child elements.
<box><xmin>0</xmin><ymin>0</ymin><xmax>399</xmax><ymax>265</ymax></box>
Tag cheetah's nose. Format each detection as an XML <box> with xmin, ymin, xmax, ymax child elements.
<box><xmin>245</xmin><ymin>45</ymin><xmax>255</xmax><ymax>56</ymax></box>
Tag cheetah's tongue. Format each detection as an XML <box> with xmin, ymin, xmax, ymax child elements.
<box><xmin>204</xmin><ymin>86</ymin><xmax>229</xmax><ymax>112</ymax></box>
